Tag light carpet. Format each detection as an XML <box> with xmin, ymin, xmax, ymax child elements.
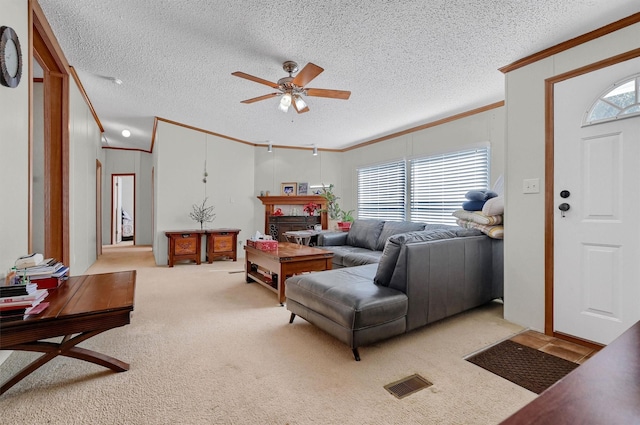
<box><xmin>0</xmin><ymin>246</ymin><xmax>536</xmax><ymax>424</ymax></box>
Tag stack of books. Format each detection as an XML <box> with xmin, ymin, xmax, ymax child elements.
<box><xmin>0</xmin><ymin>282</ymin><xmax>49</xmax><ymax>319</ymax></box>
<box><xmin>15</xmin><ymin>257</ymin><xmax>69</xmax><ymax>289</ymax></box>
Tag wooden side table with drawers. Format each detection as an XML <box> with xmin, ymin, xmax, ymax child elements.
<box><xmin>206</xmin><ymin>228</ymin><xmax>241</xmax><ymax>262</ymax></box>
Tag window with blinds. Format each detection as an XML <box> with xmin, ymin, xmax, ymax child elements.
<box><xmin>357</xmin><ymin>161</ymin><xmax>406</xmax><ymax>220</ymax></box>
<box><xmin>409</xmin><ymin>147</ymin><xmax>489</xmax><ymax>224</ymax></box>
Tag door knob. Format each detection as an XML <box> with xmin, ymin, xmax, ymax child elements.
<box><xmin>558</xmin><ymin>203</ymin><xmax>570</xmax><ymax>217</ymax></box>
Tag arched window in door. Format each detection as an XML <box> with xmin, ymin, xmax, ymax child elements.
<box><xmin>583</xmin><ymin>74</ymin><xmax>640</xmax><ymax>126</ymax></box>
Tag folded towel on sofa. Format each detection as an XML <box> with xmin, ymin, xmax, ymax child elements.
<box><xmin>456</xmin><ymin>218</ymin><xmax>504</xmax><ymax>239</ymax></box>
<box><xmin>453</xmin><ymin>209</ymin><xmax>503</xmax><ymax>225</ymax></box>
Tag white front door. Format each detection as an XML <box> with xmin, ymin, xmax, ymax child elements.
<box><xmin>554</xmin><ymin>60</ymin><xmax>640</xmax><ymax>345</ymax></box>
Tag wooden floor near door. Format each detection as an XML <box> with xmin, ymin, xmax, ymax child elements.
<box><xmin>510</xmin><ymin>330</ymin><xmax>599</xmax><ymax>364</ymax></box>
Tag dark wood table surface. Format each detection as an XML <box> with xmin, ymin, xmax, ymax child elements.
<box><xmin>499</xmin><ymin>320</ymin><xmax>640</xmax><ymax>424</ymax></box>
<box><xmin>0</xmin><ymin>270</ymin><xmax>136</xmax><ymax>395</ymax></box>
<box><xmin>245</xmin><ymin>242</ymin><xmax>333</xmax><ymax>304</ymax></box>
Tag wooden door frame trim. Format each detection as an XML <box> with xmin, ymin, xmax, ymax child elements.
<box><xmin>96</xmin><ymin>160</ymin><xmax>103</xmax><ymax>257</ymax></box>
<box><xmin>31</xmin><ymin>0</ymin><xmax>70</xmax><ymax>266</ymax></box>
<box><xmin>544</xmin><ymin>47</ymin><xmax>640</xmax><ymax>340</ymax></box>
<box><xmin>110</xmin><ymin>173</ymin><xmax>136</xmax><ymax>245</ymax></box>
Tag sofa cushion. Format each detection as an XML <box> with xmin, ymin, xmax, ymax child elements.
<box><xmin>374</xmin><ymin>229</ymin><xmax>458</xmax><ymax>287</ymax></box>
<box><xmin>285</xmin><ymin>265</ymin><xmax>408</xmax><ymax>330</ymax></box>
<box><xmin>320</xmin><ymin>246</ymin><xmax>383</xmax><ymax>267</ymax></box>
<box><xmin>375</xmin><ymin>221</ymin><xmax>426</xmax><ymax>251</ymax></box>
<box><xmin>345</xmin><ymin>219</ymin><xmax>385</xmax><ymax>251</ymax></box>
<box><xmin>343</xmin><ymin>250</ymin><xmax>384</xmax><ymax>267</ymax></box>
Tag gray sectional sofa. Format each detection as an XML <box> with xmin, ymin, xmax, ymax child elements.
<box><xmin>285</xmin><ymin>219</ymin><xmax>503</xmax><ymax>360</ymax></box>
<box><xmin>316</xmin><ymin>219</ymin><xmax>457</xmax><ymax>268</ymax></box>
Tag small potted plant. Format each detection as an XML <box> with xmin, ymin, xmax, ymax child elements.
<box><xmin>319</xmin><ymin>184</ymin><xmax>341</xmax><ymax>220</ymax></box>
<box><xmin>303</xmin><ymin>202</ymin><xmax>320</xmax><ymax>216</ymax></box>
<box><xmin>319</xmin><ymin>184</ymin><xmax>343</xmax><ymax>230</ymax></box>
<box><xmin>337</xmin><ymin>208</ymin><xmax>355</xmax><ymax>231</ymax></box>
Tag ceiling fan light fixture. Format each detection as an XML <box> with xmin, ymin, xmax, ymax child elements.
<box><xmin>279</xmin><ymin>93</ymin><xmax>292</xmax><ymax>112</ymax></box>
<box><xmin>294</xmin><ymin>95</ymin><xmax>307</xmax><ymax>111</ymax></box>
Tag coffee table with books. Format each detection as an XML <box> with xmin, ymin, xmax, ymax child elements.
<box><xmin>244</xmin><ymin>242</ymin><xmax>333</xmax><ymax>305</ymax></box>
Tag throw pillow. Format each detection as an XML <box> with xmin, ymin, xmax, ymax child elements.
<box><xmin>482</xmin><ymin>195</ymin><xmax>504</xmax><ymax>216</ymax></box>
<box><xmin>345</xmin><ymin>219</ymin><xmax>385</xmax><ymax>251</ymax></box>
<box><xmin>375</xmin><ymin>221</ymin><xmax>426</xmax><ymax>251</ymax></box>
<box><xmin>462</xmin><ymin>200</ymin><xmax>486</xmax><ymax>211</ymax></box>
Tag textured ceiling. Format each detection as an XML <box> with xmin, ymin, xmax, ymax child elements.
<box><xmin>38</xmin><ymin>0</ymin><xmax>640</xmax><ymax>151</ymax></box>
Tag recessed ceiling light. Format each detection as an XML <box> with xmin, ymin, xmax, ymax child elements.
<box><xmin>122</xmin><ymin>129</ymin><xmax>131</xmax><ymax>137</ymax></box>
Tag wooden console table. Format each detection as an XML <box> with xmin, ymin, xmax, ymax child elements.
<box><xmin>499</xmin><ymin>320</ymin><xmax>640</xmax><ymax>424</ymax></box>
<box><xmin>0</xmin><ymin>270</ymin><xmax>136</xmax><ymax>395</ymax></box>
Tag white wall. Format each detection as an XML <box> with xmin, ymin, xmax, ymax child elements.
<box><xmin>0</xmin><ymin>0</ymin><xmax>29</xmax><ymax>278</ymax></box>
<box><xmin>341</xmin><ymin>107</ymin><xmax>505</xmax><ymax>215</ymax></box>
<box><xmin>103</xmin><ymin>149</ymin><xmax>153</xmax><ymax>245</ymax></box>
<box><xmin>0</xmin><ymin>0</ymin><xmax>103</xmax><ymax>363</ymax></box>
<box><xmin>250</xmin><ymin>108</ymin><xmax>504</xmax><ymax>236</ymax></box>
<box><xmin>252</xmin><ymin>147</ymin><xmax>344</xmax><ymax>233</ymax></box>
<box><xmin>153</xmin><ymin>122</ymin><xmax>256</xmax><ymax>265</ymax></box>
<box><xmin>0</xmin><ymin>2</ymin><xmax>103</xmax><ymax>277</ymax></box>
<box><xmin>504</xmin><ymin>22</ymin><xmax>640</xmax><ymax>331</ymax></box>
<box><xmin>68</xmin><ymin>78</ymin><xmax>104</xmax><ymax>274</ymax></box>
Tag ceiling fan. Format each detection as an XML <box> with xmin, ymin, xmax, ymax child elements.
<box><xmin>232</xmin><ymin>61</ymin><xmax>351</xmax><ymax>113</ymax></box>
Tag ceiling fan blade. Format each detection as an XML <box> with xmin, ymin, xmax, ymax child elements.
<box><xmin>232</xmin><ymin>71</ymin><xmax>279</xmax><ymax>89</ymax></box>
<box><xmin>292</xmin><ymin>63</ymin><xmax>324</xmax><ymax>87</ymax></box>
<box><xmin>241</xmin><ymin>93</ymin><xmax>280</xmax><ymax>104</ymax></box>
<box><xmin>305</xmin><ymin>88</ymin><xmax>351</xmax><ymax>100</ymax></box>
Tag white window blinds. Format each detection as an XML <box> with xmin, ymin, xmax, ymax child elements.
<box><xmin>357</xmin><ymin>161</ymin><xmax>406</xmax><ymax>220</ymax></box>
<box><xmin>409</xmin><ymin>148</ymin><xmax>489</xmax><ymax>224</ymax></box>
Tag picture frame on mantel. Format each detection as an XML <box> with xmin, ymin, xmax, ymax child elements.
<box><xmin>281</xmin><ymin>182</ymin><xmax>297</xmax><ymax>196</ymax></box>
<box><xmin>297</xmin><ymin>182</ymin><xmax>308</xmax><ymax>195</ymax></box>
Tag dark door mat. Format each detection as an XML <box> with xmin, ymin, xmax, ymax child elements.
<box><xmin>466</xmin><ymin>339</ymin><xmax>579</xmax><ymax>394</ymax></box>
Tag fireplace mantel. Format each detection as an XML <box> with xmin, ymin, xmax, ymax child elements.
<box><xmin>257</xmin><ymin>196</ymin><xmax>328</xmax><ymax>235</ymax></box>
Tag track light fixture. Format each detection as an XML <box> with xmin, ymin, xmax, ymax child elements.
<box><xmin>267</xmin><ymin>143</ymin><xmax>273</xmax><ymax>153</ymax></box>
<box><xmin>312</xmin><ymin>145</ymin><xmax>318</xmax><ymax>156</ymax></box>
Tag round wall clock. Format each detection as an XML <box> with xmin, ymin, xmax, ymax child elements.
<box><xmin>0</xmin><ymin>26</ymin><xmax>22</xmax><ymax>88</ymax></box>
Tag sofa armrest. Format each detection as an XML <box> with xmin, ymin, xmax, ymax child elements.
<box><xmin>318</xmin><ymin>232</ymin><xmax>348</xmax><ymax>246</ymax></box>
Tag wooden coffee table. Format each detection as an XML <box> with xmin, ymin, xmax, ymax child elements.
<box><xmin>0</xmin><ymin>270</ymin><xmax>136</xmax><ymax>395</ymax></box>
<box><xmin>245</xmin><ymin>242</ymin><xmax>333</xmax><ymax>305</ymax></box>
